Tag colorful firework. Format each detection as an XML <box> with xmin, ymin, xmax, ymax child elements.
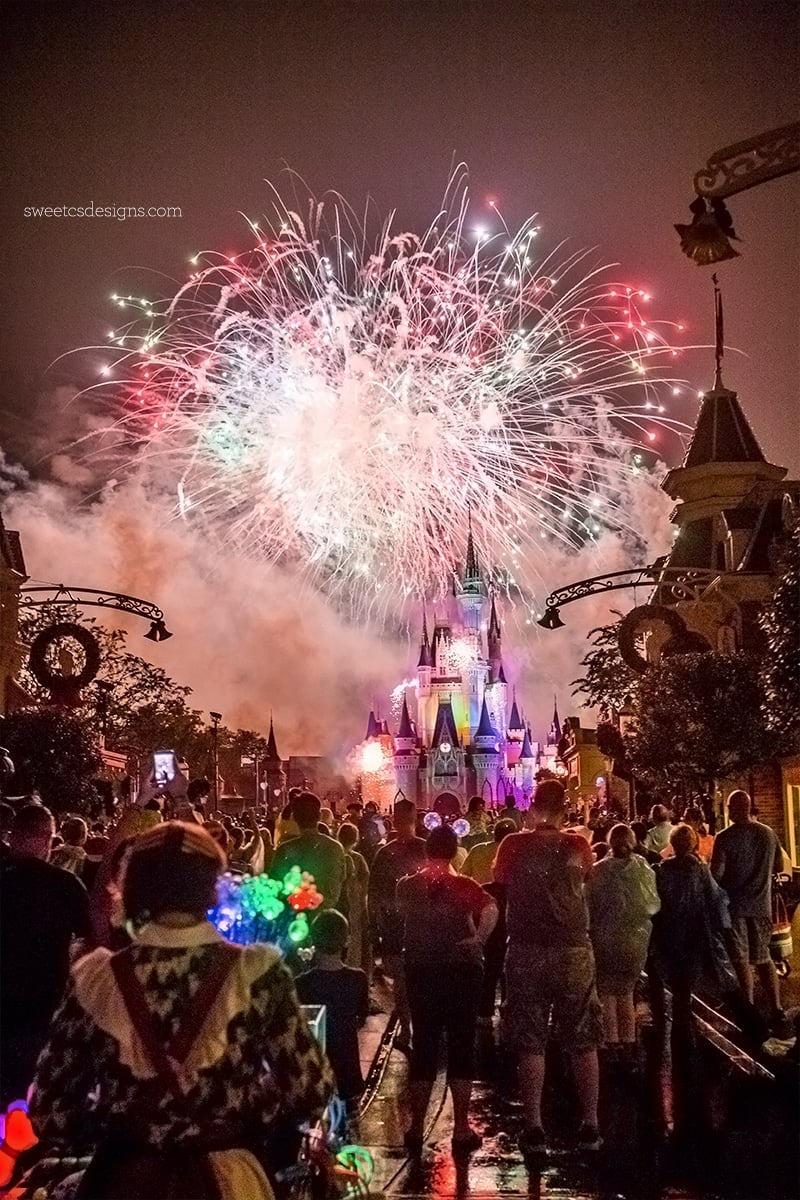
<box><xmin>92</xmin><ymin>170</ymin><xmax>689</xmax><ymax>615</ymax></box>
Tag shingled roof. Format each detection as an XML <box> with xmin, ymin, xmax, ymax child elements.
<box><xmin>683</xmin><ymin>385</ymin><xmax>766</xmax><ymax>469</ymax></box>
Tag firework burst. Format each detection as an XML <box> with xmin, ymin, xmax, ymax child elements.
<box><xmin>94</xmin><ymin>170</ymin><xmax>688</xmax><ymax>615</ymax></box>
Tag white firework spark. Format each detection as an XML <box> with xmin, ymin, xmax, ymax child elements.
<box><xmin>91</xmin><ymin>169</ymin><xmax>688</xmax><ymax>616</ymax></box>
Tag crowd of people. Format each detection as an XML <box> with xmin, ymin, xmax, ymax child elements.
<box><xmin>0</xmin><ymin>776</ymin><xmax>795</xmax><ymax>1194</ymax></box>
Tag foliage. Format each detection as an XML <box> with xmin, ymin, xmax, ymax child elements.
<box><xmin>16</xmin><ymin>605</ymin><xmax>270</xmax><ymax>796</ymax></box>
<box><xmin>596</xmin><ymin>719</ymin><xmax>625</xmax><ymax>761</ymax></box>
<box><xmin>572</xmin><ymin>619</ymin><xmax>638</xmax><ymax>713</ymax></box>
<box><xmin>18</xmin><ymin>604</ymin><xmax>215</xmax><ymax>760</ymax></box>
<box><xmin>18</xmin><ymin>605</ymin><xmax>200</xmax><ymax>749</ymax></box>
<box><xmin>624</xmin><ymin>652</ymin><xmax>776</xmax><ymax>797</ymax></box>
<box><xmin>760</xmin><ymin>517</ymin><xmax>800</xmax><ymax>753</ymax></box>
<box><xmin>2</xmin><ymin>706</ymin><xmax>102</xmax><ymax>813</ymax></box>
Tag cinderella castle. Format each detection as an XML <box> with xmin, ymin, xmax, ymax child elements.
<box><xmin>353</xmin><ymin>523</ymin><xmax>562</xmax><ymax>811</ymax></box>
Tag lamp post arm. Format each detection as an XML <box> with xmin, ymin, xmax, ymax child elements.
<box><xmin>693</xmin><ymin>122</ymin><xmax>800</xmax><ymax>200</ymax></box>
<box><xmin>542</xmin><ymin>564</ymin><xmax>725</xmax><ymax>618</ymax></box>
<box><xmin>19</xmin><ymin>585</ymin><xmax>166</xmax><ymax>624</ymax></box>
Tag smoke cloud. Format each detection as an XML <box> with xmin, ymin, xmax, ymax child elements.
<box><xmin>3</xmin><ymin>385</ymin><xmax>675</xmax><ymax>758</ymax></box>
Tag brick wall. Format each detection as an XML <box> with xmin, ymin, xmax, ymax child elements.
<box><xmin>725</xmin><ymin>760</ymin><xmax>785</xmax><ymax>844</ymax></box>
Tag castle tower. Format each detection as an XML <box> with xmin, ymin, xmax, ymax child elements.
<box><xmin>508</xmin><ymin>689</ymin><xmax>525</xmax><ymax>741</ymax></box>
<box><xmin>520</xmin><ymin>724</ymin><xmax>536</xmax><ymax>799</ymax></box>
<box><xmin>487</xmin><ymin>591</ymin><xmax>502</xmax><ymax>677</ymax></box>
<box><xmin>262</xmin><ymin>716</ymin><xmax>285</xmax><ymax>807</ymax></box>
<box><xmin>416</xmin><ymin>609</ymin><xmax>434</xmax><ymax>744</ymax></box>
<box><xmin>394</xmin><ymin>693</ymin><xmax>419</xmax><ymax>805</ymax></box>
<box><xmin>429</xmin><ymin>697</ymin><xmax>463</xmax><ymax>794</ymax></box>
<box><xmin>357</xmin><ymin>706</ymin><xmax>396</xmax><ymax>811</ymax></box>
<box><xmin>547</xmin><ymin>697</ymin><xmax>562</xmax><ymax>746</ymax></box>
<box><xmin>455</xmin><ymin>517</ymin><xmax>491</xmax><ymax>734</ymax></box>
<box><xmin>482</xmin><ymin>589</ymin><xmax>507</xmax><ymax>736</ymax></box>
<box><xmin>456</xmin><ymin>509</ymin><xmax>487</xmax><ymax>636</ymax></box>
<box><xmin>471</xmin><ymin>695</ymin><xmax>501</xmax><ymax>805</ymax></box>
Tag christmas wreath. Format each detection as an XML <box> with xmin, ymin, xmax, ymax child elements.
<box><xmin>28</xmin><ymin>623</ymin><xmax>102</xmax><ymax>703</ymax></box>
<box><xmin>616</xmin><ymin>604</ymin><xmax>687</xmax><ymax>674</ymax></box>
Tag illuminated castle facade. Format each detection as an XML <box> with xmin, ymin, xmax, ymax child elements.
<box><xmin>355</xmin><ymin>526</ymin><xmax>562</xmax><ymax>811</ymax></box>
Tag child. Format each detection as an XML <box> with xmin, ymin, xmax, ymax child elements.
<box><xmin>296</xmin><ymin>910</ymin><xmax>369</xmax><ymax>1106</ymax></box>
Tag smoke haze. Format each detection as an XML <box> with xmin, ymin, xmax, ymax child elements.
<box><xmin>3</xmin><ymin>422</ymin><xmax>674</xmax><ymax>754</ymax></box>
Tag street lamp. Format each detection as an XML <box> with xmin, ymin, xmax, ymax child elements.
<box><xmin>618</xmin><ymin>695</ymin><xmax>637</xmax><ymax>816</ymax></box>
<box><xmin>95</xmin><ymin>679</ymin><xmax>113</xmax><ymax>748</ymax></box>
<box><xmin>209</xmin><ymin>712</ymin><xmax>222</xmax><ymax>811</ymax></box>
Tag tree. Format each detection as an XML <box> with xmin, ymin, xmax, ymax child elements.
<box><xmin>2</xmin><ymin>707</ymin><xmax>102</xmax><ymax>813</ymax></box>
<box><xmin>572</xmin><ymin>619</ymin><xmax>638</xmax><ymax>713</ymax></box>
<box><xmin>18</xmin><ymin>604</ymin><xmax>211</xmax><ymax>770</ymax></box>
<box><xmin>624</xmin><ymin>652</ymin><xmax>775</xmax><ymax>800</ymax></box>
<box><xmin>16</xmin><ymin>605</ymin><xmax>271</xmax><ymax>794</ymax></box>
<box><xmin>760</xmin><ymin>517</ymin><xmax>800</xmax><ymax>753</ymax></box>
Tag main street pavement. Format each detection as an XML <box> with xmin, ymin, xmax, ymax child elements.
<box><xmin>353</xmin><ymin>983</ymin><xmax>799</xmax><ymax>1200</ymax></box>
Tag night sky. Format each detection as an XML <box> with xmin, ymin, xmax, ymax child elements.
<box><xmin>2</xmin><ymin>0</ymin><xmax>798</xmax><ymax>470</ymax></box>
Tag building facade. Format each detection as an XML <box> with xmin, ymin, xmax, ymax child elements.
<box><xmin>0</xmin><ymin>513</ymin><xmax>28</xmax><ymax>716</ymax></box>
<box><xmin>655</xmin><ymin>364</ymin><xmax>800</xmax><ymax>853</ymax></box>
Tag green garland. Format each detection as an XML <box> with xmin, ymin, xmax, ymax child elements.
<box><xmin>28</xmin><ymin>622</ymin><xmax>102</xmax><ymax>699</ymax></box>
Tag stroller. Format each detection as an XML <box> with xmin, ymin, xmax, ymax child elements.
<box><xmin>770</xmin><ymin>873</ymin><xmax>795</xmax><ymax>978</ymax></box>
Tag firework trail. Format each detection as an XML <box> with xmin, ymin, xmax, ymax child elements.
<box><xmin>92</xmin><ymin>169</ymin><xmax>688</xmax><ymax>615</ymax></box>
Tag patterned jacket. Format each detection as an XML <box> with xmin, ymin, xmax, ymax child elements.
<box><xmin>29</xmin><ymin>921</ymin><xmax>334</xmax><ymax>1152</ymax></box>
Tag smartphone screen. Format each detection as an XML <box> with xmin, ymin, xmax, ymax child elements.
<box><xmin>153</xmin><ymin>752</ymin><xmax>176</xmax><ymax>786</ymax></box>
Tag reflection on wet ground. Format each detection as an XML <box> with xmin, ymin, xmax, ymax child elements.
<box><xmin>353</xmin><ymin>1010</ymin><xmax>796</xmax><ymax>1200</ymax></box>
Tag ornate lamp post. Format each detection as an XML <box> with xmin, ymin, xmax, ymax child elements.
<box><xmin>209</xmin><ymin>711</ymin><xmax>222</xmax><ymax>811</ymax></box>
<box><xmin>95</xmin><ymin>679</ymin><xmax>114</xmax><ymax>748</ymax></box>
<box><xmin>618</xmin><ymin>696</ymin><xmax>637</xmax><ymax>816</ymax></box>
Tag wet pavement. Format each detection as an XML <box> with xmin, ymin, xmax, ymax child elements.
<box><xmin>353</xmin><ymin>997</ymin><xmax>798</xmax><ymax>1200</ymax></box>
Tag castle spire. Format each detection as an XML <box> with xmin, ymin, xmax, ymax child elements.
<box><xmin>548</xmin><ymin>696</ymin><xmax>562</xmax><ymax>745</ymax></box>
<box><xmin>417</xmin><ymin>604</ymin><xmax>433</xmax><ymax>667</ymax></box>
<box><xmin>365</xmin><ymin>709</ymin><xmax>381</xmax><ymax>740</ymax></box>
<box><xmin>488</xmin><ymin>590</ymin><xmax>501</xmax><ymax>639</ymax></box>
<box><xmin>265</xmin><ymin>715</ymin><xmax>280</xmax><ymax>760</ymax></box>
<box><xmin>460</xmin><ymin>504</ymin><xmax>483</xmax><ymax>594</ymax></box>
<box><xmin>473</xmin><ymin>695</ymin><xmax>500</xmax><ymax>749</ymax></box>
<box><xmin>397</xmin><ymin>694</ymin><xmax>414</xmax><ymax>740</ymax></box>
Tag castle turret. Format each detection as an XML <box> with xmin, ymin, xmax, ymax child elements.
<box><xmin>455</xmin><ymin>514</ymin><xmax>489</xmax><ymax>740</ymax></box>
<box><xmin>520</xmin><ymin>724</ymin><xmax>536</xmax><ymax>798</ymax></box>
<box><xmin>547</xmin><ymin>697</ymin><xmax>562</xmax><ymax>746</ymax></box>
<box><xmin>394</xmin><ymin>694</ymin><xmax>419</xmax><ymax>804</ymax></box>
<box><xmin>262</xmin><ymin>716</ymin><xmax>285</xmax><ymax>807</ymax></box>
<box><xmin>487</xmin><ymin>591</ymin><xmax>502</xmax><ymax>675</ymax></box>
<box><xmin>416</xmin><ymin>608</ymin><xmax>434</xmax><ymax>745</ymax></box>
<box><xmin>508</xmin><ymin>689</ymin><xmax>524</xmax><ymax>739</ymax></box>
<box><xmin>471</xmin><ymin>695</ymin><xmax>501</xmax><ymax>804</ymax></box>
<box><xmin>456</xmin><ymin>510</ymin><xmax>486</xmax><ymax>637</ymax></box>
<box><xmin>365</xmin><ymin>709</ymin><xmax>382</xmax><ymax>740</ymax></box>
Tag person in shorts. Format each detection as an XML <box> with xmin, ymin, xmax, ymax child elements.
<box><xmin>711</xmin><ymin>790</ymin><xmax>787</xmax><ymax>1034</ymax></box>
<box><xmin>493</xmin><ymin>779</ymin><xmax>602</xmax><ymax>1154</ymax></box>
